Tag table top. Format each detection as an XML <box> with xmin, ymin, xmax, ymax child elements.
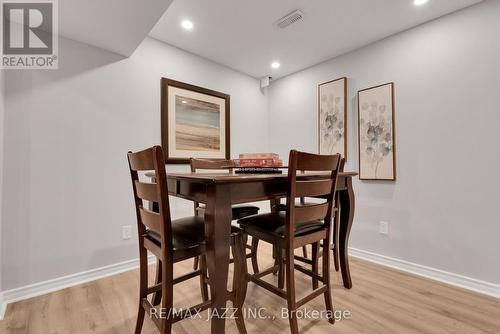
<box><xmin>146</xmin><ymin>171</ymin><xmax>358</xmax><ymax>184</ymax></box>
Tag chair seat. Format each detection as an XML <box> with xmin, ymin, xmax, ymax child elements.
<box><xmin>146</xmin><ymin>216</ymin><xmax>205</xmax><ymax>250</ymax></box>
<box><xmin>238</xmin><ymin>211</ymin><xmax>324</xmax><ymax>238</ymax></box>
<box><xmin>273</xmin><ymin>203</ymin><xmax>287</xmax><ymax>211</ymax></box>
<box><xmin>273</xmin><ymin>202</ymin><xmax>320</xmax><ymax>212</ymax></box>
<box><xmin>197</xmin><ymin>204</ymin><xmax>260</xmax><ymax>220</ymax></box>
<box><xmin>146</xmin><ymin>216</ymin><xmax>243</xmax><ymax>250</ymax></box>
<box><xmin>231</xmin><ymin>204</ymin><xmax>260</xmax><ymax>219</ymax></box>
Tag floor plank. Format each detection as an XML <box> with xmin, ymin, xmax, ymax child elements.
<box><xmin>1</xmin><ymin>243</ymin><xmax>499</xmax><ymax>334</ymax></box>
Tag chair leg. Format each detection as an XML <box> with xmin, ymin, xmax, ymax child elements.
<box><xmin>285</xmin><ymin>247</ymin><xmax>299</xmax><ymax>334</ymax></box>
<box><xmin>272</xmin><ymin>244</ymin><xmax>279</xmax><ymax>275</ymax></box>
<box><xmin>302</xmin><ymin>245</ymin><xmax>308</xmax><ymax>258</ymax></box>
<box><xmin>135</xmin><ymin>305</ymin><xmax>145</xmax><ymax>334</ymax></box>
<box><xmin>193</xmin><ymin>256</ymin><xmax>199</xmax><ymax>270</ymax></box>
<box><xmin>135</xmin><ymin>249</ymin><xmax>149</xmax><ymax>334</ymax></box>
<box><xmin>161</xmin><ymin>319</ymin><xmax>173</xmax><ymax>334</ymax></box>
<box><xmin>277</xmin><ymin>247</ymin><xmax>285</xmax><ymax>290</ymax></box>
<box><xmin>311</xmin><ymin>242</ymin><xmax>320</xmax><ymax>289</ymax></box>
<box><xmin>250</xmin><ymin>237</ymin><xmax>260</xmax><ymax>274</ymax></box>
<box><xmin>200</xmin><ymin>255</ymin><xmax>210</xmax><ymax>302</ymax></box>
<box><xmin>232</xmin><ymin>234</ymin><xmax>248</xmax><ymax>334</ymax></box>
<box><xmin>322</xmin><ymin>238</ymin><xmax>335</xmax><ymax>325</ymax></box>
<box><xmin>160</xmin><ymin>261</ymin><xmax>174</xmax><ymax>334</ymax></box>
<box><xmin>152</xmin><ymin>259</ymin><xmax>162</xmax><ymax>306</ymax></box>
<box><xmin>270</xmin><ymin>199</ymin><xmax>280</xmax><ymax>275</ymax></box>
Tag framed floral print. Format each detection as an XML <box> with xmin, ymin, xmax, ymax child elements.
<box><xmin>161</xmin><ymin>78</ymin><xmax>230</xmax><ymax>164</ymax></box>
<box><xmin>318</xmin><ymin>77</ymin><xmax>347</xmax><ymax>160</ymax></box>
<box><xmin>358</xmin><ymin>82</ymin><xmax>396</xmax><ymax>181</ymax></box>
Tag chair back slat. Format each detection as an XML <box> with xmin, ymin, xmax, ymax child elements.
<box><xmin>128</xmin><ymin>148</ymin><xmax>156</xmax><ymax>171</ymax></box>
<box><xmin>295</xmin><ymin>179</ymin><xmax>333</xmax><ymax>198</ymax></box>
<box><xmin>139</xmin><ymin>207</ymin><xmax>162</xmax><ymax>233</ymax></box>
<box><xmin>135</xmin><ymin>180</ymin><xmax>159</xmax><ymax>202</ymax></box>
<box><xmin>294</xmin><ymin>203</ymin><xmax>329</xmax><ymax>224</ymax></box>
<box><xmin>295</xmin><ymin>151</ymin><xmax>340</xmax><ymax>172</ymax></box>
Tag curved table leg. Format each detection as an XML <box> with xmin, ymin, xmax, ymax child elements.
<box><xmin>205</xmin><ymin>183</ymin><xmax>232</xmax><ymax>334</ymax></box>
<box><xmin>339</xmin><ymin>176</ymin><xmax>355</xmax><ymax>289</ymax></box>
<box><xmin>333</xmin><ymin>192</ymin><xmax>341</xmax><ymax>272</ymax></box>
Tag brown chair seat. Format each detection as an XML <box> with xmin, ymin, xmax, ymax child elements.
<box><xmin>273</xmin><ymin>203</ymin><xmax>287</xmax><ymax>212</ymax></box>
<box><xmin>238</xmin><ymin>211</ymin><xmax>324</xmax><ymax>238</ymax></box>
<box><xmin>146</xmin><ymin>216</ymin><xmax>243</xmax><ymax>250</ymax></box>
<box><xmin>197</xmin><ymin>204</ymin><xmax>260</xmax><ymax>220</ymax></box>
<box><xmin>273</xmin><ymin>202</ymin><xmax>318</xmax><ymax>212</ymax></box>
<box><xmin>146</xmin><ymin>216</ymin><xmax>205</xmax><ymax>250</ymax></box>
<box><xmin>231</xmin><ymin>205</ymin><xmax>260</xmax><ymax>219</ymax></box>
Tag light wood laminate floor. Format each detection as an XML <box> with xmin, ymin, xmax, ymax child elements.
<box><xmin>1</xmin><ymin>243</ymin><xmax>499</xmax><ymax>334</ymax></box>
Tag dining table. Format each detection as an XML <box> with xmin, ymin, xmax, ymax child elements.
<box><xmin>149</xmin><ymin>170</ymin><xmax>357</xmax><ymax>334</ymax></box>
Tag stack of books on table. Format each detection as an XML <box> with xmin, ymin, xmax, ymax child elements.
<box><xmin>234</xmin><ymin>153</ymin><xmax>283</xmax><ymax>173</ymax></box>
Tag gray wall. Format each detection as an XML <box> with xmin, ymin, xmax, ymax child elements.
<box><xmin>268</xmin><ymin>0</ymin><xmax>500</xmax><ymax>284</ymax></box>
<box><xmin>1</xmin><ymin>37</ymin><xmax>268</xmax><ymax>290</ymax></box>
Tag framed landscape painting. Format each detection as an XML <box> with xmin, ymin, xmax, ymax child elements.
<box><xmin>318</xmin><ymin>77</ymin><xmax>347</xmax><ymax>160</ymax></box>
<box><xmin>161</xmin><ymin>78</ymin><xmax>230</xmax><ymax>164</ymax></box>
<box><xmin>358</xmin><ymin>82</ymin><xmax>396</xmax><ymax>180</ymax></box>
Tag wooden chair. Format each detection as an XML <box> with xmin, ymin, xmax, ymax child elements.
<box><xmin>190</xmin><ymin>158</ymin><xmax>261</xmax><ymax>273</ymax></box>
<box><xmin>271</xmin><ymin>169</ymin><xmax>331</xmax><ymax>264</ymax></box>
<box><xmin>238</xmin><ymin>150</ymin><xmax>341</xmax><ymax>334</ymax></box>
<box><xmin>128</xmin><ymin>146</ymin><xmax>247</xmax><ymax>334</ymax></box>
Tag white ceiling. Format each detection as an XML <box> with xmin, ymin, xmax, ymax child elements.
<box><xmin>150</xmin><ymin>0</ymin><xmax>483</xmax><ymax>79</ymax></box>
<box><xmin>59</xmin><ymin>0</ymin><xmax>173</xmax><ymax>57</ymax></box>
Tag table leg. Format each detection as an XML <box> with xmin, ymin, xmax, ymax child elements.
<box><xmin>205</xmin><ymin>183</ymin><xmax>232</xmax><ymax>334</ymax></box>
<box><xmin>339</xmin><ymin>176</ymin><xmax>355</xmax><ymax>289</ymax></box>
<box><xmin>333</xmin><ymin>206</ymin><xmax>340</xmax><ymax>272</ymax></box>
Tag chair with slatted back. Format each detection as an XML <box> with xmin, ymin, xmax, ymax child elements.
<box><xmin>289</xmin><ymin>158</ymin><xmax>345</xmax><ymax>278</ymax></box>
<box><xmin>271</xmin><ymin>168</ymin><xmax>330</xmax><ymax>270</ymax></box>
<box><xmin>128</xmin><ymin>146</ymin><xmax>248</xmax><ymax>334</ymax></box>
<box><xmin>190</xmin><ymin>158</ymin><xmax>261</xmax><ymax>273</ymax></box>
<box><xmin>238</xmin><ymin>150</ymin><xmax>341</xmax><ymax>334</ymax></box>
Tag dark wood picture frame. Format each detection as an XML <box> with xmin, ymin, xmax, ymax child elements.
<box><xmin>357</xmin><ymin>82</ymin><xmax>396</xmax><ymax>181</ymax></box>
<box><xmin>161</xmin><ymin>78</ymin><xmax>230</xmax><ymax>164</ymax></box>
<box><xmin>318</xmin><ymin>77</ymin><xmax>348</xmax><ymax>161</ymax></box>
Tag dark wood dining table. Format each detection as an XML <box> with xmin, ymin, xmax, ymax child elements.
<box><xmin>152</xmin><ymin>170</ymin><xmax>356</xmax><ymax>334</ymax></box>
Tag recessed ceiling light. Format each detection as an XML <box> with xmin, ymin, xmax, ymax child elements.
<box><xmin>181</xmin><ymin>20</ymin><xmax>194</xmax><ymax>30</ymax></box>
<box><xmin>271</xmin><ymin>61</ymin><xmax>281</xmax><ymax>69</ymax></box>
<box><xmin>413</xmin><ymin>0</ymin><xmax>429</xmax><ymax>6</ymax></box>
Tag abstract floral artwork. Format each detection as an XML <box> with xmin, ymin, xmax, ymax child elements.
<box><xmin>358</xmin><ymin>83</ymin><xmax>396</xmax><ymax>180</ymax></box>
<box><xmin>318</xmin><ymin>77</ymin><xmax>347</xmax><ymax>159</ymax></box>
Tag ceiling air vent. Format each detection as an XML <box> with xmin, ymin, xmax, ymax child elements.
<box><xmin>275</xmin><ymin>10</ymin><xmax>304</xmax><ymax>29</ymax></box>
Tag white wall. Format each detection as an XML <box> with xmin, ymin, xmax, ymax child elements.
<box><xmin>268</xmin><ymin>1</ymin><xmax>500</xmax><ymax>284</ymax></box>
<box><xmin>3</xmin><ymin>0</ymin><xmax>500</xmax><ymax>293</ymax></box>
<box><xmin>1</xmin><ymin>37</ymin><xmax>268</xmax><ymax>290</ymax></box>
<box><xmin>0</xmin><ymin>70</ymin><xmax>4</xmax><ymax>295</ymax></box>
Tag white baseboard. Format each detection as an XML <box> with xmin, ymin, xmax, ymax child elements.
<box><xmin>0</xmin><ymin>255</ymin><xmax>155</xmax><ymax>320</ymax></box>
<box><xmin>349</xmin><ymin>247</ymin><xmax>500</xmax><ymax>299</ymax></box>
<box><xmin>2</xmin><ymin>249</ymin><xmax>499</xmax><ymax>320</ymax></box>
